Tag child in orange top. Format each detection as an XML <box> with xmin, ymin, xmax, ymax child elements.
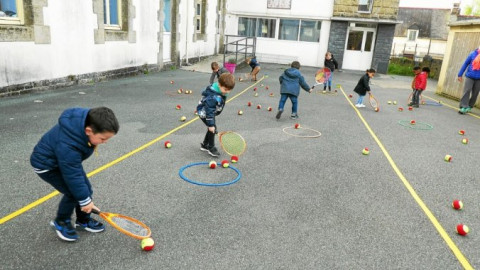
<box><xmin>409</xmin><ymin>66</ymin><xmax>427</xmax><ymax>108</ymax></box>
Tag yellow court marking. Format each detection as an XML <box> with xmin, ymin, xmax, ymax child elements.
<box><xmin>423</xmin><ymin>94</ymin><xmax>480</xmax><ymax>120</ymax></box>
<box><xmin>339</xmin><ymin>86</ymin><xmax>473</xmax><ymax>270</ymax></box>
<box><xmin>0</xmin><ymin>77</ymin><xmax>265</xmax><ymax>226</ymax></box>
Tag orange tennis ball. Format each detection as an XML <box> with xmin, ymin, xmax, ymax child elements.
<box><xmin>267</xmin><ymin>107</ymin><xmax>272</xmax><ymax>111</ymax></box>
<box><xmin>170</xmin><ymin>80</ymin><xmax>174</xmax><ymax>84</ymax></box>
<box><xmin>231</xmin><ymin>156</ymin><xmax>239</xmax><ymax>163</ymax></box>
<box><xmin>410</xmin><ymin>120</ymin><xmax>416</xmax><ymax>125</ymax></box>
<box><xmin>177</xmin><ymin>89</ymin><xmax>183</xmax><ymax>94</ymax></box>
<box><xmin>457</xmin><ymin>224</ymin><xmax>469</xmax><ymax>236</ymax></box>
<box><xmin>265</xmin><ymin>86</ymin><xmax>269</xmax><ymax>90</ymax></box>
<box><xmin>452</xmin><ymin>200</ymin><xmax>464</xmax><ymax>210</ymax></box>
<box><xmin>247</xmin><ymin>102</ymin><xmax>252</xmax><ymax>107</ymax></box>
<box><xmin>374</xmin><ymin>107</ymin><xmax>379</xmax><ymax>112</ymax></box>
<box><xmin>459</xmin><ymin>130</ymin><xmax>465</xmax><ymax>135</ymax></box>
<box><xmin>254</xmin><ymin>87</ymin><xmax>257</xmax><ymax>91</ymax></box>
<box><xmin>221</xmin><ymin>160</ymin><xmax>229</xmax><ymax>168</ymax></box>
<box><xmin>176</xmin><ymin>104</ymin><xmax>181</xmax><ymax>110</ymax></box>
<box><xmin>257</xmin><ymin>104</ymin><xmax>261</xmax><ymax>109</ymax></box>
<box><xmin>141</xmin><ymin>237</ymin><xmax>155</xmax><ymax>251</ymax></box>
<box><xmin>444</xmin><ymin>154</ymin><xmax>452</xmax><ymax>162</ymax></box>
<box><xmin>164</xmin><ymin>141</ymin><xmax>171</xmax><ymax>148</ymax></box>
<box><xmin>294</xmin><ymin>123</ymin><xmax>300</xmax><ymax>129</ymax></box>
<box><xmin>408</xmin><ymin>106</ymin><xmax>413</xmax><ymax>111</ymax></box>
<box><xmin>269</xmin><ymin>93</ymin><xmax>274</xmax><ymax>97</ymax></box>
<box><xmin>348</xmin><ymin>94</ymin><xmax>353</xmax><ymax>98</ymax></box>
<box><xmin>398</xmin><ymin>107</ymin><xmax>404</xmax><ymax>112</ymax></box>
<box><xmin>362</xmin><ymin>147</ymin><xmax>369</xmax><ymax>155</ymax></box>
<box><xmin>462</xmin><ymin>138</ymin><xmax>468</xmax><ymax>144</ymax></box>
<box><xmin>209</xmin><ymin>161</ymin><xmax>217</xmax><ymax>169</ymax></box>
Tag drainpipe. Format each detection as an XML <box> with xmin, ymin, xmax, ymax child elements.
<box><xmin>185</xmin><ymin>0</ymin><xmax>190</xmax><ymax>65</ymax></box>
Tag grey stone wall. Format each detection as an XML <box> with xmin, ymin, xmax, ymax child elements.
<box><xmin>373</xmin><ymin>24</ymin><xmax>396</xmax><ymax>74</ymax></box>
<box><xmin>395</xmin><ymin>8</ymin><xmax>449</xmax><ymax>40</ymax></box>
<box><xmin>327</xmin><ymin>21</ymin><xmax>348</xmax><ymax>69</ymax></box>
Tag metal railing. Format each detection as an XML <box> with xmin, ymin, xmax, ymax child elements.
<box><xmin>223</xmin><ymin>35</ymin><xmax>256</xmax><ymax>65</ymax></box>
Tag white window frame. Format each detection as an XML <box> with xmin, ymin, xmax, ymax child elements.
<box><xmin>407</xmin><ymin>29</ymin><xmax>418</xmax><ymax>41</ymax></box>
<box><xmin>358</xmin><ymin>0</ymin><xmax>373</xmax><ymax>14</ymax></box>
<box><xmin>104</xmin><ymin>0</ymin><xmax>122</xmax><ymax>30</ymax></box>
<box><xmin>195</xmin><ymin>1</ymin><xmax>202</xmax><ymax>33</ymax></box>
<box><xmin>0</xmin><ymin>0</ymin><xmax>24</xmax><ymax>25</ymax></box>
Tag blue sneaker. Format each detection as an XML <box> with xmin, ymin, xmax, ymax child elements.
<box><xmin>75</xmin><ymin>218</ymin><xmax>105</xmax><ymax>233</ymax></box>
<box><xmin>465</xmin><ymin>107</ymin><xmax>472</xmax><ymax>113</ymax></box>
<box><xmin>50</xmin><ymin>219</ymin><xmax>78</xmax><ymax>241</ymax></box>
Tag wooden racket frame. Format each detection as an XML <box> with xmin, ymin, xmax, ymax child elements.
<box><xmin>368</xmin><ymin>93</ymin><xmax>379</xmax><ymax>111</ymax></box>
<box><xmin>407</xmin><ymin>91</ymin><xmax>425</xmax><ymax>105</ymax></box>
<box><xmin>218</xmin><ymin>131</ymin><xmax>247</xmax><ymax>156</ymax></box>
<box><xmin>92</xmin><ymin>209</ymin><xmax>151</xmax><ymax>240</ymax></box>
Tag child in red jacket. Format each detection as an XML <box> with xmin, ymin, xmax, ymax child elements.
<box><xmin>409</xmin><ymin>66</ymin><xmax>427</xmax><ymax>108</ymax></box>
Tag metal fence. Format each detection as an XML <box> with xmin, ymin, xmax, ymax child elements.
<box><xmin>223</xmin><ymin>35</ymin><xmax>256</xmax><ymax>65</ymax></box>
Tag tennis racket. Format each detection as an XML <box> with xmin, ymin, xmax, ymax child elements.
<box><xmin>218</xmin><ymin>131</ymin><xmax>246</xmax><ymax>156</ymax></box>
<box><xmin>407</xmin><ymin>91</ymin><xmax>424</xmax><ymax>105</ymax></box>
<box><xmin>368</xmin><ymin>93</ymin><xmax>379</xmax><ymax>111</ymax></box>
<box><xmin>91</xmin><ymin>209</ymin><xmax>152</xmax><ymax>240</ymax></box>
<box><xmin>312</xmin><ymin>68</ymin><xmax>331</xmax><ymax>88</ymax></box>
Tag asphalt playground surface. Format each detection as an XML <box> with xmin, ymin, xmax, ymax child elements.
<box><xmin>1</xmin><ymin>63</ymin><xmax>480</xmax><ymax>269</ymax></box>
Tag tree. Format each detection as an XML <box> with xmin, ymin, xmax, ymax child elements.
<box><xmin>463</xmin><ymin>0</ymin><xmax>480</xmax><ymax>16</ymax></box>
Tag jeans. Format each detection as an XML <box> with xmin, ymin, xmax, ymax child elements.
<box><xmin>356</xmin><ymin>95</ymin><xmax>365</xmax><ymax>104</ymax></box>
<box><xmin>36</xmin><ymin>169</ymin><xmax>92</xmax><ymax>221</ymax></box>
<box><xmin>278</xmin><ymin>93</ymin><xmax>298</xmax><ymax>114</ymax></box>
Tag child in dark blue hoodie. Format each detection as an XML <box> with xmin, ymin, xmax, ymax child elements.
<box><xmin>276</xmin><ymin>61</ymin><xmax>312</xmax><ymax>120</ymax></box>
<box><xmin>30</xmin><ymin>107</ymin><xmax>119</xmax><ymax>241</ymax></box>
<box><xmin>197</xmin><ymin>73</ymin><xmax>236</xmax><ymax>157</ymax></box>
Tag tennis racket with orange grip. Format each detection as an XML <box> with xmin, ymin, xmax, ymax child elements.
<box><xmin>91</xmin><ymin>209</ymin><xmax>151</xmax><ymax>240</ymax></box>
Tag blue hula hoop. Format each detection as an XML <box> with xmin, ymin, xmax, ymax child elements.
<box><xmin>179</xmin><ymin>162</ymin><xmax>242</xmax><ymax>187</ymax></box>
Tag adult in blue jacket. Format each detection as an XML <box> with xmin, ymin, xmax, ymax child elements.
<box><xmin>276</xmin><ymin>61</ymin><xmax>312</xmax><ymax>120</ymax></box>
<box><xmin>30</xmin><ymin>107</ymin><xmax>119</xmax><ymax>241</ymax></box>
<box><xmin>458</xmin><ymin>48</ymin><xmax>480</xmax><ymax>114</ymax></box>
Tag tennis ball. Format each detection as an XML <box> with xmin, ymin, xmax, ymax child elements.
<box><xmin>209</xmin><ymin>161</ymin><xmax>217</xmax><ymax>169</ymax></box>
<box><xmin>374</xmin><ymin>107</ymin><xmax>379</xmax><ymax>112</ymax></box>
<box><xmin>254</xmin><ymin>87</ymin><xmax>257</xmax><ymax>91</ymax></box>
<box><xmin>398</xmin><ymin>107</ymin><xmax>404</xmax><ymax>112</ymax></box>
<box><xmin>322</xmin><ymin>90</ymin><xmax>326</xmax><ymax>94</ymax></box>
<box><xmin>349</xmin><ymin>94</ymin><xmax>353</xmax><ymax>98</ymax></box>
<box><xmin>362</xmin><ymin>147</ymin><xmax>369</xmax><ymax>155</ymax></box>
<box><xmin>334</xmin><ymin>89</ymin><xmax>338</xmax><ymax>93</ymax></box>
<box><xmin>180</xmin><ymin>116</ymin><xmax>186</xmax><ymax>122</ymax></box>
<box><xmin>194</xmin><ymin>110</ymin><xmax>198</xmax><ymax>115</ymax></box>
<box><xmin>410</xmin><ymin>120</ymin><xmax>416</xmax><ymax>125</ymax></box>
<box><xmin>269</xmin><ymin>93</ymin><xmax>274</xmax><ymax>97</ymax></box>
<box><xmin>221</xmin><ymin>160</ymin><xmax>229</xmax><ymax>168</ymax></box>
<box><xmin>231</xmin><ymin>156</ymin><xmax>239</xmax><ymax>163</ymax></box>
<box><xmin>238</xmin><ymin>110</ymin><xmax>243</xmax><ymax>115</ymax></box>
<box><xmin>177</xmin><ymin>89</ymin><xmax>183</xmax><ymax>94</ymax></box>
<box><xmin>444</xmin><ymin>154</ymin><xmax>452</xmax><ymax>162</ymax></box>
<box><xmin>393</xmin><ymin>101</ymin><xmax>397</xmax><ymax>105</ymax></box>
<box><xmin>267</xmin><ymin>107</ymin><xmax>272</xmax><ymax>111</ymax></box>
<box><xmin>387</xmin><ymin>101</ymin><xmax>392</xmax><ymax>104</ymax></box>
<box><xmin>421</xmin><ymin>101</ymin><xmax>426</xmax><ymax>105</ymax></box>
<box><xmin>176</xmin><ymin>104</ymin><xmax>181</xmax><ymax>110</ymax></box>
<box><xmin>247</xmin><ymin>102</ymin><xmax>252</xmax><ymax>107</ymax></box>
<box><xmin>257</xmin><ymin>104</ymin><xmax>261</xmax><ymax>109</ymax></box>
<box><xmin>408</xmin><ymin>106</ymin><xmax>413</xmax><ymax>111</ymax></box>
<box><xmin>170</xmin><ymin>80</ymin><xmax>174</xmax><ymax>84</ymax></box>
<box><xmin>294</xmin><ymin>123</ymin><xmax>300</xmax><ymax>129</ymax></box>
<box><xmin>265</xmin><ymin>86</ymin><xmax>269</xmax><ymax>90</ymax></box>
<box><xmin>164</xmin><ymin>141</ymin><xmax>172</xmax><ymax>148</ymax></box>
<box><xmin>452</xmin><ymin>200</ymin><xmax>464</xmax><ymax>210</ymax></box>
<box><xmin>456</xmin><ymin>224</ymin><xmax>469</xmax><ymax>236</ymax></box>
<box><xmin>462</xmin><ymin>138</ymin><xmax>468</xmax><ymax>144</ymax></box>
<box><xmin>254</xmin><ymin>93</ymin><xmax>259</xmax><ymax>97</ymax></box>
<box><xmin>141</xmin><ymin>238</ymin><xmax>155</xmax><ymax>251</ymax></box>
<box><xmin>459</xmin><ymin>130</ymin><xmax>465</xmax><ymax>135</ymax></box>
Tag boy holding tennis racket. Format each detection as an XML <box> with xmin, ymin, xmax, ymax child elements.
<box><xmin>408</xmin><ymin>66</ymin><xmax>427</xmax><ymax>108</ymax></box>
<box><xmin>30</xmin><ymin>107</ymin><xmax>119</xmax><ymax>241</ymax></box>
<box><xmin>197</xmin><ymin>73</ymin><xmax>236</xmax><ymax>157</ymax></box>
<box><xmin>276</xmin><ymin>61</ymin><xmax>312</xmax><ymax>120</ymax></box>
<box><xmin>354</xmin><ymin>69</ymin><xmax>376</xmax><ymax>107</ymax></box>
<box><xmin>209</xmin><ymin>61</ymin><xmax>230</xmax><ymax>85</ymax></box>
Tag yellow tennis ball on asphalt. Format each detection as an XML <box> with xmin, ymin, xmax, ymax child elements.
<box><xmin>180</xmin><ymin>116</ymin><xmax>186</xmax><ymax>122</ymax></box>
<box><xmin>444</xmin><ymin>154</ymin><xmax>452</xmax><ymax>162</ymax></box>
<box><xmin>141</xmin><ymin>238</ymin><xmax>155</xmax><ymax>251</ymax></box>
<box><xmin>462</xmin><ymin>138</ymin><xmax>468</xmax><ymax>144</ymax></box>
<box><xmin>393</xmin><ymin>101</ymin><xmax>397</xmax><ymax>105</ymax></box>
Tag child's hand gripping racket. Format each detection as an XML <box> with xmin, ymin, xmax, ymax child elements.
<box><xmin>218</xmin><ymin>131</ymin><xmax>246</xmax><ymax>156</ymax></box>
<box><xmin>91</xmin><ymin>209</ymin><xmax>152</xmax><ymax>240</ymax></box>
<box><xmin>311</xmin><ymin>68</ymin><xmax>331</xmax><ymax>89</ymax></box>
<box><xmin>368</xmin><ymin>92</ymin><xmax>379</xmax><ymax>111</ymax></box>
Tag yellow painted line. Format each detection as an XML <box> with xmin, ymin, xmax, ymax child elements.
<box><xmin>339</xmin><ymin>86</ymin><xmax>473</xmax><ymax>270</ymax></box>
<box><xmin>423</xmin><ymin>94</ymin><xmax>480</xmax><ymax>120</ymax></box>
<box><xmin>0</xmin><ymin>77</ymin><xmax>265</xmax><ymax>225</ymax></box>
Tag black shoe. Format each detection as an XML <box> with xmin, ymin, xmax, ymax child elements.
<box><xmin>200</xmin><ymin>143</ymin><xmax>209</xmax><ymax>151</ymax></box>
<box><xmin>276</xmin><ymin>110</ymin><xmax>283</xmax><ymax>120</ymax></box>
<box><xmin>207</xmin><ymin>146</ymin><xmax>220</xmax><ymax>157</ymax></box>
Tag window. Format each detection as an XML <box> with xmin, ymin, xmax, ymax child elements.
<box><xmin>407</xmin><ymin>29</ymin><xmax>418</xmax><ymax>41</ymax></box>
<box><xmin>279</xmin><ymin>19</ymin><xmax>299</xmax><ymax>41</ymax></box>
<box><xmin>347</xmin><ymin>31</ymin><xmax>363</xmax><ymax>51</ymax></box>
<box><xmin>104</xmin><ymin>0</ymin><xmax>121</xmax><ymax>29</ymax></box>
<box><xmin>358</xmin><ymin>0</ymin><xmax>373</xmax><ymax>13</ymax></box>
<box><xmin>163</xmin><ymin>0</ymin><xmax>171</xmax><ymax>32</ymax></box>
<box><xmin>256</xmin><ymin>18</ymin><xmax>276</xmax><ymax>38</ymax></box>
<box><xmin>195</xmin><ymin>0</ymin><xmax>203</xmax><ymax>33</ymax></box>
<box><xmin>238</xmin><ymin>17</ymin><xmax>256</xmax><ymax>37</ymax></box>
<box><xmin>299</xmin><ymin>20</ymin><xmax>321</xmax><ymax>42</ymax></box>
<box><xmin>0</xmin><ymin>0</ymin><xmax>24</xmax><ymax>25</ymax></box>
<box><xmin>364</xmin><ymin>31</ymin><xmax>374</xmax><ymax>51</ymax></box>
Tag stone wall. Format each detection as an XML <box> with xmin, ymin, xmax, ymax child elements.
<box><xmin>333</xmin><ymin>0</ymin><xmax>399</xmax><ymax>20</ymax></box>
<box><xmin>373</xmin><ymin>24</ymin><xmax>396</xmax><ymax>74</ymax></box>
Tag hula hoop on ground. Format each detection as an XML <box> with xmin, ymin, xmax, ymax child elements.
<box><xmin>179</xmin><ymin>162</ymin><xmax>242</xmax><ymax>187</ymax></box>
<box><xmin>397</xmin><ymin>120</ymin><xmax>434</xmax><ymax>130</ymax></box>
<box><xmin>423</xmin><ymin>100</ymin><xmax>442</xmax><ymax>106</ymax></box>
<box><xmin>282</xmin><ymin>126</ymin><xmax>322</xmax><ymax>138</ymax></box>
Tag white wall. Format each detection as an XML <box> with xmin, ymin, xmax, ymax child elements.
<box><xmin>224</xmin><ymin>0</ymin><xmax>333</xmax><ymax>67</ymax></box>
<box><xmin>391</xmin><ymin>37</ymin><xmax>447</xmax><ymax>58</ymax></box>
<box><xmin>0</xmin><ymin>0</ymin><xmax>161</xmax><ymax>88</ymax></box>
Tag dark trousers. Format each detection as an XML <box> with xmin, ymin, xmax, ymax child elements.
<box><xmin>460</xmin><ymin>77</ymin><xmax>480</xmax><ymax>108</ymax></box>
<box><xmin>412</xmin><ymin>89</ymin><xmax>422</xmax><ymax>105</ymax></box>
<box><xmin>200</xmin><ymin>118</ymin><xmax>217</xmax><ymax>147</ymax></box>
<box><xmin>278</xmin><ymin>93</ymin><xmax>298</xmax><ymax>114</ymax></box>
<box><xmin>36</xmin><ymin>169</ymin><xmax>91</xmax><ymax>221</ymax></box>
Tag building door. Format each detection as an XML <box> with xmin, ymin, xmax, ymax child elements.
<box><xmin>342</xmin><ymin>24</ymin><xmax>376</xmax><ymax>71</ymax></box>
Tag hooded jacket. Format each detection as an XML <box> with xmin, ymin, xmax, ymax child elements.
<box><xmin>197</xmin><ymin>83</ymin><xmax>226</xmax><ymax>127</ymax></box>
<box><xmin>353</xmin><ymin>74</ymin><xmax>372</xmax><ymax>96</ymax></box>
<box><xmin>279</xmin><ymin>68</ymin><xmax>311</xmax><ymax>96</ymax></box>
<box><xmin>458</xmin><ymin>49</ymin><xmax>480</xmax><ymax>80</ymax></box>
<box><xmin>30</xmin><ymin>108</ymin><xmax>95</xmax><ymax>206</ymax></box>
